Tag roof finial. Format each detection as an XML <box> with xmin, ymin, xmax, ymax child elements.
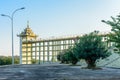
<box><xmin>27</xmin><ymin>21</ymin><xmax>29</xmax><ymax>28</ymax></box>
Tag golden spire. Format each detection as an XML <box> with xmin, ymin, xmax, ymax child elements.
<box><xmin>27</xmin><ymin>21</ymin><xmax>29</xmax><ymax>28</ymax></box>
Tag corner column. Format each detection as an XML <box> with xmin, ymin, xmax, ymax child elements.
<box><xmin>19</xmin><ymin>37</ymin><xmax>22</xmax><ymax>64</ymax></box>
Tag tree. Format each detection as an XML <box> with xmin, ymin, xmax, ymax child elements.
<box><xmin>57</xmin><ymin>49</ymin><xmax>70</xmax><ymax>64</ymax></box>
<box><xmin>0</xmin><ymin>56</ymin><xmax>19</xmax><ymax>65</ymax></box>
<box><xmin>75</xmin><ymin>31</ymin><xmax>110</xmax><ymax>69</ymax></box>
<box><xmin>102</xmin><ymin>14</ymin><xmax>120</xmax><ymax>53</ymax></box>
<box><xmin>31</xmin><ymin>59</ymin><xmax>36</xmax><ymax>64</ymax></box>
<box><xmin>66</xmin><ymin>47</ymin><xmax>78</xmax><ymax>65</ymax></box>
<box><xmin>57</xmin><ymin>47</ymin><xmax>79</xmax><ymax>65</ymax></box>
<box><xmin>14</xmin><ymin>56</ymin><xmax>20</xmax><ymax>64</ymax></box>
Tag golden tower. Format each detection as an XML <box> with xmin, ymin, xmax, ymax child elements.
<box><xmin>18</xmin><ymin>21</ymin><xmax>37</xmax><ymax>64</ymax></box>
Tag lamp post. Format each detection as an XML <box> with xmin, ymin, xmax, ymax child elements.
<box><xmin>1</xmin><ymin>7</ymin><xmax>25</xmax><ymax>65</ymax></box>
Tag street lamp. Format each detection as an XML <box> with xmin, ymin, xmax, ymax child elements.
<box><xmin>1</xmin><ymin>7</ymin><xmax>25</xmax><ymax>65</ymax></box>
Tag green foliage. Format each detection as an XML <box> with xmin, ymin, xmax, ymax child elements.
<box><xmin>0</xmin><ymin>56</ymin><xmax>19</xmax><ymax>65</ymax></box>
<box><xmin>57</xmin><ymin>31</ymin><xmax>110</xmax><ymax>68</ymax></box>
<box><xmin>57</xmin><ymin>47</ymin><xmax>79</xmax><ymax>65</ymax></box>
<box><xmin>57</xmin><ymin>50</ymin><xmax>69</xmax><ymax>64</ymax></box>
<box><xmin>66</xmin><ymin>47</ymin><xmax>78</xmax><ymax>65</ymax></box>
<box><xmin>14</xmin><ymin>56</ymin><xmax>20</xmax><ymax>64</ymax></box>
<box><xmin>102</xmin><ymin>14</ymin><xmax>120</xmax><ymax>52</ymax></box>
<box><xmin>31</xmin><ymin>59</ymin><xmax>37</xmax><ymax>64</ymax></box>
<box><xmin>74</xmin><ymin>31</ymin><xmax>110</xmax><ymax>68</ymax></box>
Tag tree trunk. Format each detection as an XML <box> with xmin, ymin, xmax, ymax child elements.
<box><xmin>71</xmin><ymin>60</ymin><xmax>77</xmax><ymax>65</ymax></box>
<box><xmin>85</xmin><ymin>59</ymin><xmax>96</xmax><ymax>69</ymax></box>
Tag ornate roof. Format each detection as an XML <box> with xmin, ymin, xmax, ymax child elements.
<box><xmin>18</xmin><ymin>21</ymin><xmax>37</xmax><ymax>38</ymax></box>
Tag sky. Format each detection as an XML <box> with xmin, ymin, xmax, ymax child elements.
<box><xmin>0</xmin><ymin>0</ymin><xmax>120</xmax><ymax>56</ymax></box>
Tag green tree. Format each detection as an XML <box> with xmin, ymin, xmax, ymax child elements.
<box><xmin>57</xmin><ymin>47</ymin><xmax>78</xmax><ymax>65</ymax></box>
<box><xmin>57</xmin><ymin>51</ymin><xmax>64</xmax><ymax>63</ymax></box>
<box><xmin>75</xmin><ymin>31</ymin><xmax>110</xmax><ymax>69</ymax></box>
<box><xmin>5</xmin><ymin>57</ymin><xmax>12</xmax><ymax>65</ymax></box>
<box><xmin>0</xmin><ymin>56</ymin><xmax>19</xmax><ymax>65</ymax></box>
<box><xmin>102</xmin><ymin>14</ymin><xmax>120</xmax><ymax>52</ymax></box>
<box><xmin>31</xmin><ymin>59</ymin><xmax>37</xmax><ymax>64</ymax></box>
<box><xmin>14</xmin><ymin>56</ymin><xmax>20</xmax><ymax>64</ymax></box>
<box><xmin>66</xmin><ymin>47</ymin><xmax>78</xmax><ymax>65</ymax></box>
<box><xmin>0</xmin><ymin>56</ymin><xmax>11</xmax><ymax>65</ymax></box>
<box><xmin>57</xmin><ymin>50</ymin><xmax>69</xmax><ymax>64</ymax></box>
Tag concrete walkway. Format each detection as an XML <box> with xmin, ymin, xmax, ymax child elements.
<box><xmin>0</xmin><ymin>64</ymin><xmax>120</xmax><ymax>80</ymax></box>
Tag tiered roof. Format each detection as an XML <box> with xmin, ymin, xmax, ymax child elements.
<box><xmin>18</xmin><ymin>21</ymin><xmax>37</xmax><ymax>38</ymax></box>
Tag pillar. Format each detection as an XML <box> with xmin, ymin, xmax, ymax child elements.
<box><xmin>19</xmin><ymin>37</ymin><xmax>22</xmax><ymax>64</ymax></box>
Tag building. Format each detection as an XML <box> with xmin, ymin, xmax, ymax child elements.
<box><xmin>18</xmin><ymin>23</ymin><xmax>112</xmax><ymax>64</ymax></box>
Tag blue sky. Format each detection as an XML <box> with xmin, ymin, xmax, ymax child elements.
<box><xmin>0</xmin><ymin>0</ymin><xmax>120</xmax><ymax>56</ymax></box>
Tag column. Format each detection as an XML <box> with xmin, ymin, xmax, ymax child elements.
<box><xmin>43</xmin><ymin>42</ymin><xmax>45</xmax><ymax>63</ymax></box>
<box><xmin>19</xmin><ymin>37</ymin><xmax>22</xmax><ymax>64</ymax></box>
<box><xmin>35</xmin><ymin>43</ymin><xmax>37</xmax><ymax>64</ymax></box>
<box><xmin>39</xmin><ymin>42</ymin><xmax>41</xmax><ymax>64</ymax></box>
<box><xmin>47</xmin><ymin>41</ymin><xmax>50</xmax><ymax>62</ymax></box>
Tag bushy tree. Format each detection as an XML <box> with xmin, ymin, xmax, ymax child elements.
<box><xmin>67</xmin><ymin>47</ymin><xmax>78</xmax><ymax>65</ymax></box>
<box><xmin>75</xmin><ymin>31</ymin><xmax>110</xmax><ymax>69</ymax></box>
<box><xmin>57</xmin><ymin>50</ymin><xmax>69</xmax><ymax>64</ymax></box>
<box><xmin>31</xmin><ymin>59</ymin><xmax>37</xmax><ymax>64</ymax></box>
<box><xmin>0</xmin><ymin>56</ymin><xmax>12</xmax><ymax>65</ymax></box>
<box><xmin>102</xmin><ymin>14</ymin><xmax>120</xmax><ymax>53</ymax></box>
<box><xmin>57</xmin><ymin>47</ymin><xmax>79</xmax><ymax>65</ymax></box>
<box><xmin>14</xmin><ymin>56</ymin><xmax>20</xmax><ymax>64</ymax></box>
<box><xmin>0</xmin><ymin>56</ymin><xmax>19</xmax><ymax>65</ymax></box>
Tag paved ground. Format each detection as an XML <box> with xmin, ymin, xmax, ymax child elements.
<box><xmin>0</xmin><ymin>64</ymin><xmax>120</xmax><ymax>80</ymax></box>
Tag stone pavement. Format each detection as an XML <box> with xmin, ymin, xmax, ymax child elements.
<box><xmin>0</xmin><ymin>64</ymin><xmax>120</xmax><ymax>80</ymax></box>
